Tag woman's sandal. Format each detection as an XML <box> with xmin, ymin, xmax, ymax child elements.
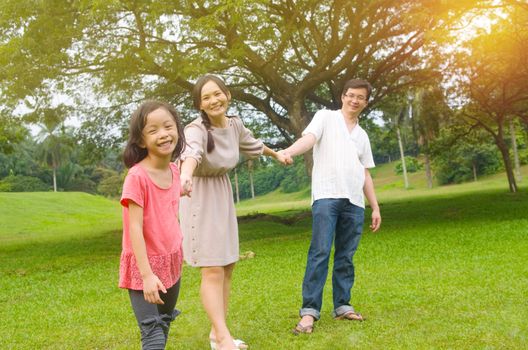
<box><xmin>292</xmin><ymin>322</ymin><xmax>314</xmax><ymax>335</ymax></box>
<box><xmin>334</xmin><ymin>310</ymin><xmax>364</xmax><ymax>321</ymax></box>
<box><xmin>210</xmin><ymin>338</ymin><xmax>248</xmax><ymax>350</ymax></box>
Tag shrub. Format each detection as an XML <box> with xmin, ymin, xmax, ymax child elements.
<box><xmin>394</xmin><ymin>156</ymin><xmax>422</xmax><ymax>175</ymax></box>
<box><xmin>65</xmin><ymin>178</ymin><xmax>97</xmax><ymax>193</ymax></box>
<box><xmin>97</xmin><ymin>174</ymin><xmax>123</xmax><ymax>198</ymax></box>
<box><xmin>280</xmin><ymin>160</ymin><xmax>310</xmax><ymax>193</ymax></box>
<box><xmin>433</xmin><ymin>143</ymin><xmax>501</xmax><ymax>185</ymax></box>
<box><xmin>0</xmin><ymin>175</ymin><xmax>50</xmax><ymax>192</ymax></box>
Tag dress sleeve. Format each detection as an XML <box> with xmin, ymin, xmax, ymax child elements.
<box><xmin>235</xmin><ymin>117</ymin><xmax>264</xmax><ymax>158</ymax></box>
<box><xmin>180</xmin><ymin>122</ymin><xmax>206</xmax><ymax>164</ymax></box>
<box><xmin>302</xmin><ymin>110</ymin><xmax>325</xmax><ymax>141</ymax></box>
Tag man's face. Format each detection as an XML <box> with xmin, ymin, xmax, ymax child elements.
<box><xmin>341</xmin><ymin>87</ymin><xmax>368</xmax><ymax>116</ymax></box>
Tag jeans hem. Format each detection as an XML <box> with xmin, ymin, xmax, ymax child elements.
<box><xmin>332</xmin><ymin>305</ymin><xmax>355</xmax><ymax>318</ymax></box>
<box><xmin>299</xmin><ymin>308</ymin><xmax>320</xmax><ymax>321</ymax></box>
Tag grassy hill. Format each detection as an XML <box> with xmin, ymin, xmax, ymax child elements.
<box><xmin>0</xmin><ymin>192</ymin><xmax>121</xmax><ymax>245</ymax></box>
<box><xmin>236</xmin><ymin>162</ymin><xmax>528</xmax><ymax>215</ymax></box>
<box><xmin>0</xmin><ymin>165</ymin><xmax>527</xmax><ymax>349</ymax></box>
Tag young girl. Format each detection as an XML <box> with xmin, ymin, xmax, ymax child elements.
<box><xmin>179</xmin><ymin>75</ymin><xmax>288</xmax><ymax>350</ymax></box>
<box><xmin>119</xmin><ymin>100</ymin><xmax>186</xmax><ymax>349</ymax></box>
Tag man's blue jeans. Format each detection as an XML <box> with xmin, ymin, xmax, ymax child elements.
<box><xmin>300</xmin><ymin>198</ymin><xmax>364</xmax><ymax>320</ymax></box>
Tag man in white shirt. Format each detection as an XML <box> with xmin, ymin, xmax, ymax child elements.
<box><xmin>282</xmin><ymin>79</ymin><xmax>381</xmax><ymax>334</ymax></box>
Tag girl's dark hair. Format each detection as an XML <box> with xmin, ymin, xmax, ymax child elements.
<box><xmin>123</xmin><ymin>100</ymin><xmax>185</xmax><ymax>168</ymax></box>
<box><xmin>192</xmin><ymin>74</ymin><xmax>231</xmax><ymax>153</ymax></box>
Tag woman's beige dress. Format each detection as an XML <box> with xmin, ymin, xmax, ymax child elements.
<box><xmin>180</xmin><ymin>116</ymin><xmax>263</xmax><ymax>267</ymax></box>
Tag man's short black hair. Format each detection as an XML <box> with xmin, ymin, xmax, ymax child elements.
<box><xmin>341</xmin><ymin>79</ymin><xmax>372</xmax><ymax>100</ymax></box>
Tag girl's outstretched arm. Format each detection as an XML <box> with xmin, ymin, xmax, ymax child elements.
<box><xmin>128</xmin><ymin>201</ymin><xmax>167</xmax><ymax>304</ymax></box>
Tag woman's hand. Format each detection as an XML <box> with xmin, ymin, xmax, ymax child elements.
<box><xmin>142</xmin><ymin>274</ymin><xmax>167</xmax><ymax>304</ymax></box>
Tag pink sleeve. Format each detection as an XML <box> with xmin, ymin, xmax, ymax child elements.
<box><xmin>170</xmin><ymin>163</ymin><xmax>182</xmax><ymax>201</ymax></box>
<box><xmin>120</xmin><ymin>173</ymin><xmax>145</xmax><ymax>208</ymax></box>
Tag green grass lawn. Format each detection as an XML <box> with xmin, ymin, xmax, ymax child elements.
<box><xmin>1</xmin><ymin>167</ymin><xmax>527</xmax><ymax>349</ymax></box>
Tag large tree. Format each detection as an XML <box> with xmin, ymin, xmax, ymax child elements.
<box><xmin>0</xmin><ymin>1</ymin><xmax>478</xmax><ymax>152</ymax></box>
<box><xmin>448</xmin><ymin>3</ymin><xmax>528</xmax><ymax>192</ymax></box>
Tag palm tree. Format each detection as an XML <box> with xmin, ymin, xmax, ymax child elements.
<box><xmin>34</xmin><ymin>106</ymin><xmax>73</xmax><ymax>192</ymax></box>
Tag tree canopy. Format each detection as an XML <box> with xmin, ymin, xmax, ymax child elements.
<box><xmin>1</xmin><ymin>0</ymin><xmax>527</xmax><ymax>193</ymax></box>
<box><xmin>0</xmin><ymin>0</ymin><xmax>480</xmax><ymax>139</ymax></box>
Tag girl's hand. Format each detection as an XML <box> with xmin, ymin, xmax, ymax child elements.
<box><xmin>142</xmin><ymin>274</ymin><xmax>167</xmax><ymax>304</ymax></box>
<box><xmin>180</xmin><ymin>173</ymin><xmax>193</xmax><ymax>197</ymax></box>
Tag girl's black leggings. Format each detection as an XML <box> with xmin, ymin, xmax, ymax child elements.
<box><xmin>128</xmin><ymin>280</ymin><xmax>181</xmax><ymax>350</ymax></box>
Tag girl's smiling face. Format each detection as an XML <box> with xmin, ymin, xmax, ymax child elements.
<box><xmin>140</xmin><ymin>107</ymin><xmax>179</xmax><ymax>159</ymax></box>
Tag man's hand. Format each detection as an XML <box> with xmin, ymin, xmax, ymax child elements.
<box><xmin>277</xmin><ymin>150</ymin><xmax>293</xmax><ymax>165</ymax></box>
<box><xmin>370</xmin><ymin>209</ymin><xmax>381</xmax><ymax>232</ymax></box>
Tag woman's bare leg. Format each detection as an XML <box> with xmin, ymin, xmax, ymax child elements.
<box><xmin>201</xmin><ymin>266</ymin><xmax>236</xmax><ymax>349</ymax></box>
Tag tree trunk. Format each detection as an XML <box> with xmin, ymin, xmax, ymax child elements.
<box><xmin>496</xmin><ymin>136</ymin><xmax>518</xmax><ymax>193</ymax></box>
<box><xmin>233</xmin><ymin>167</ymin><xmax>240</xmax><ymax>203</ymax></box>
<box><xmin>396</xmin><ymin>126</ymin><xmax>409</xmax><ymax>189</ymax></box>
<box><xmin>52</xmin><ymin>167</ymin><xmax>57</xmax><ymax>192</ymax></box>
<box><xmin>303</xmin><ymin>152</ymin><xmax>314</xmax><ymax>177</ymax></box>
<box><xmin>289</xmin><ymin>100</ymin><xmax>314</xmax><ymax>177</ymax></box>
<box><xmin>248</xmin><ymin>160</ymin><xmax>255</xmax><ymax>199</ymax></box>
<box><xmin>472</xmin><ymin>161</ymin><xmax>478</xmax><ymax>182</ymax></box>
<box><xmin>509</xmin><ymin>120</ymin><xmax>522</xmax><ymax>181</ymax></box>
<box><xmin>424</xmin><ymin>153</ymin><xmax>433</xmax><ymax>188</ymax></box>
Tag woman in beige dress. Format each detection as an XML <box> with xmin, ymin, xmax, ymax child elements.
<box><xmin>180</xmin><ymin>74</ymin><xmax>288</xmax><ymax>350</ymax></box>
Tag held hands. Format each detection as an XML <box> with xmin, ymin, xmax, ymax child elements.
<box><xmin>276</xmin><ymin>150</ymin><xmax>293</xmax><ymax>165</ymax></box>
<box><xmin>180</xmin><ymin>173</ymin><xmax>193</xmax><ymax>197</ymax></box>
<box><xmin>370</xmin><ymin>209</ymin><xmax>381</xmax><ymax>232</ymax></box>
<box><xmin>142</xmin><ymin>274</ymin><xmax>167</xmax><ymax>304</ymax></box>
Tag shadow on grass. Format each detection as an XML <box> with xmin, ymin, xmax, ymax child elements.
<box><xmin>0</xmin><ymin>230</ymin><xmax>122</xmax><ymax>276</ymax></box>
<box><xmin>238</xmin><ymin>188</ymin><xmax>528</xmax><ymax>242</ymax></box>
<box><xmin>2</xmin><ymin>188</ymin><xmax>526</xmax><ymax>267</ymax></box>
<box><xmin>379</xmin><ymin>188</ymin><xmax>527</xmax><ymax>228</ymax></box>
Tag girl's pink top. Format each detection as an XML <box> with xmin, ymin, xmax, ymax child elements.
<box><xmin>119</xmin><ymin>163</ymin><xmax>183</xmax><ymax>290</ymax></box>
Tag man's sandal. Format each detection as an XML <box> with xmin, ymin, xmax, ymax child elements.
<box><xmin>292</xmin><ymin>322</ymin><xmax>314</xmax><ymax>335</ymax></box>
<box><xmin>334</xmin><ymin>310</ymin><xmax>365</xmax><ymax>321</ymax></box>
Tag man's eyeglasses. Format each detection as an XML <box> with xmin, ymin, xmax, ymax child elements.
<box><xmin>343</xmin><ymin>93</ymin><xmax>367</xmax><ymax>102</ymax></box>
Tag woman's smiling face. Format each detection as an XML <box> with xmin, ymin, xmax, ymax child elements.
<box><xmin>199</xmin><ymin>80</ymin><xmax>231</xmax><ymax>120</ymax></box>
